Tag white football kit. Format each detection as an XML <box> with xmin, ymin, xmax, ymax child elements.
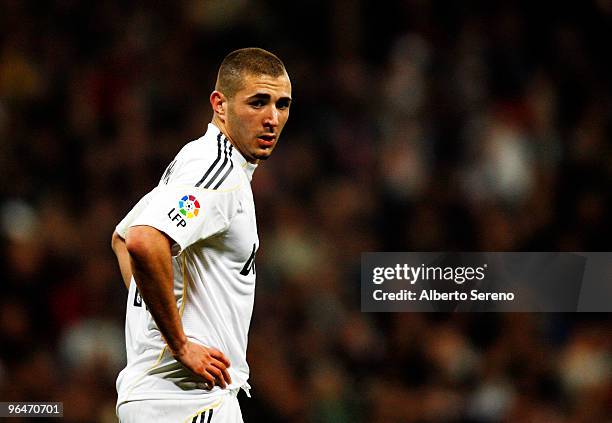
<box><xmin>115</xmin><ymin>124</ymin><xmax>258</xmax><ymax>422</ymax></box>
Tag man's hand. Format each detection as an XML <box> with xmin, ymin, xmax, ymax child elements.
<box><xmin>172</xmin><ymin>341</ymin><xmax>232</xmax><ymax>389</ymax></box>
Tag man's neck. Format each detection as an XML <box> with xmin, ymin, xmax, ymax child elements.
<box><xmin>210</xmin><ymin>116</ymin><xmax>259</xmax><ymax>165</ymax></box>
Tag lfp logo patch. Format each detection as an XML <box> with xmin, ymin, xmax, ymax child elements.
<box><xmin>178</xmin><ymin>195</ymin><xmax>200</xmax><ymax>218</ymax></box>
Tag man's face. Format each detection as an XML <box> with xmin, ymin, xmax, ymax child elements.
<box><xmin>224</xmin><ymin>72</ymin><xmax>292</xmax><ymax>163</ymax></box>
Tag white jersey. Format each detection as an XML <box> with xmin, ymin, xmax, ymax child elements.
<box><xmin>115</xmin><ymin>123</ymin><xmax>258</xmax><ymax>407</ymax></box>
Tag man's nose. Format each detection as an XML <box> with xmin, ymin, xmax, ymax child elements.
<box><xmin>263</xmin><ymin>107</ymin><xmax>279</xmax><ymax>127</ymax></box>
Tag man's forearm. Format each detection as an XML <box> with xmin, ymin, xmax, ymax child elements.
<box><xmin>125</xmin><ymin>226</ymin><xmax>232</xmax><ymax>389</ymax></box>
<box><xmin>126</xmin><ymin>226</ymin><xmax>188</xmax><ymax>354</ymax></box>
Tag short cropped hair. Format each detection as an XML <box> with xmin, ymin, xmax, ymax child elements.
<box><xmin>215</xmin><ymin>48</ymin><xmax>287</xmax><ymax>98</ymax></box>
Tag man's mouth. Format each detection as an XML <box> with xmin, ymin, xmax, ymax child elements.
<box><xmin>257</xmin><ymin>134</ymin><xmax>276</xmax><ymax>147</ymax></box>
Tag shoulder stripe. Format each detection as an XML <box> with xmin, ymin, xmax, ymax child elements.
<box><xmin>195</xmin><ymin>133</ymin><xmax>223</xmax><ymax>187</ymax></box>
<box><xmin>203</xmin><ymin>137</ymin><xmax>231</xmax><ymax>189</ymax></box>
<box><xmin>161</xmin><ymin>159</ymin><xmax>177</xmax><ymax>184</ymax></box>
<box><xmin>213</xmin><ymin>145</ymin><xmax>234</xmax><ymax>189</ymax></box>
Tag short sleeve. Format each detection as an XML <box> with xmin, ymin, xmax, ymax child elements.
<box><xmin>130</xmin><ymin>185</ymin><xmax>234</xmax><ymax>255</ymax></box>
<box><xmin>116</xmin><ymin>188</ymin><xmax>159</xmax><ymax>238</ymax></box>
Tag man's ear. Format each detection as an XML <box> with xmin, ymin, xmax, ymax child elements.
<box><xmin>210</xmin><ymin>91</ymin><xmax>226</xmax><ymax>118</ymax></box>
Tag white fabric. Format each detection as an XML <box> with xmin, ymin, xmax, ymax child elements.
<box><xmin>117</xmin><ymin>389</ymin><xmax>244</xmax><ymax>423</ymax></box>
<box><xmin>115</xmin><ymin>124</ymin><xmax>258</xmax><ymax>409</ymax></box>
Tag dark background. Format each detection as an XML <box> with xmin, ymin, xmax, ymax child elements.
<box><xmin>1</xmin><ymin>1</ymin><xmax>610</xmax><ymax>422</ymax></box>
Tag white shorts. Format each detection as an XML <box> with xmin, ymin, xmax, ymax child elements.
<box><xmin>117</xmin><ymin>390</ymin><xmax>243</xmax><ymax>423</ymax></box>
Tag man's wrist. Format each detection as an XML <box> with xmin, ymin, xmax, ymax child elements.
<box><xmin>168</xmin><ymin>336</ymin><xmax>189</xmax><ymax>357</ymax></box>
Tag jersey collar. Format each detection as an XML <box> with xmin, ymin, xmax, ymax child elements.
<box><xmin>207</xmin><ymin>123</ymin><xmax>258</xmax><ymax>182</ymax></box>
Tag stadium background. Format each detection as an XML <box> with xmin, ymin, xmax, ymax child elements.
<box><xmin>1</xmin><ymin>1</ymin><xmax>610</xmax><ymax>421</ymax></box>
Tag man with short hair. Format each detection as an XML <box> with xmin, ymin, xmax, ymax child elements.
<box><xmin>111</xmin><ymin>47</ymin><xmax>292</xmax><ymax>422</ymax></box>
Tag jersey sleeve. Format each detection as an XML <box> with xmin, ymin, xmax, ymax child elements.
<box><xmin>115</xmin><ymin>188</ymin><xmax>159</xmax><ymax>239</ymax></box>
<box><xmin>129</xmin><ymin>184</ymin><xmax>235</xmax><ymax>255</ymax></box>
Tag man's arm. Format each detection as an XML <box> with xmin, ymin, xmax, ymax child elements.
<box><xmin>125</xmin><ymin>225</ymin><xmax>232</xmax><ymax>389</ymax></box>
<box><xmin>111</xmin><ymin>231</ymin><xmax>133</xmax><ymax>289</ymax></box>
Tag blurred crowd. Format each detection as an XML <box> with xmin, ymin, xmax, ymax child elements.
<box><xmin>1</xmin><ymin>1</ymin><xmax>610</xmax><ymax>422</ymax></box>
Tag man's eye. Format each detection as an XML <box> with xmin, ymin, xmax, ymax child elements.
<box><xmin>277</xmin><ymin>100</ymin><xmax>291</xmax><ymax>110</ymax></box>
<box><xmin>250</xmin><ymin>100</ymin><xmax>265</xmax><ymax>108</ymax></box>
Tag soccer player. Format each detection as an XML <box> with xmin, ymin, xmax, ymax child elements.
<box><xmin>111</xmin><ymin>48</ymin><xmax>292</xmax><ymax>422</ymax></box>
